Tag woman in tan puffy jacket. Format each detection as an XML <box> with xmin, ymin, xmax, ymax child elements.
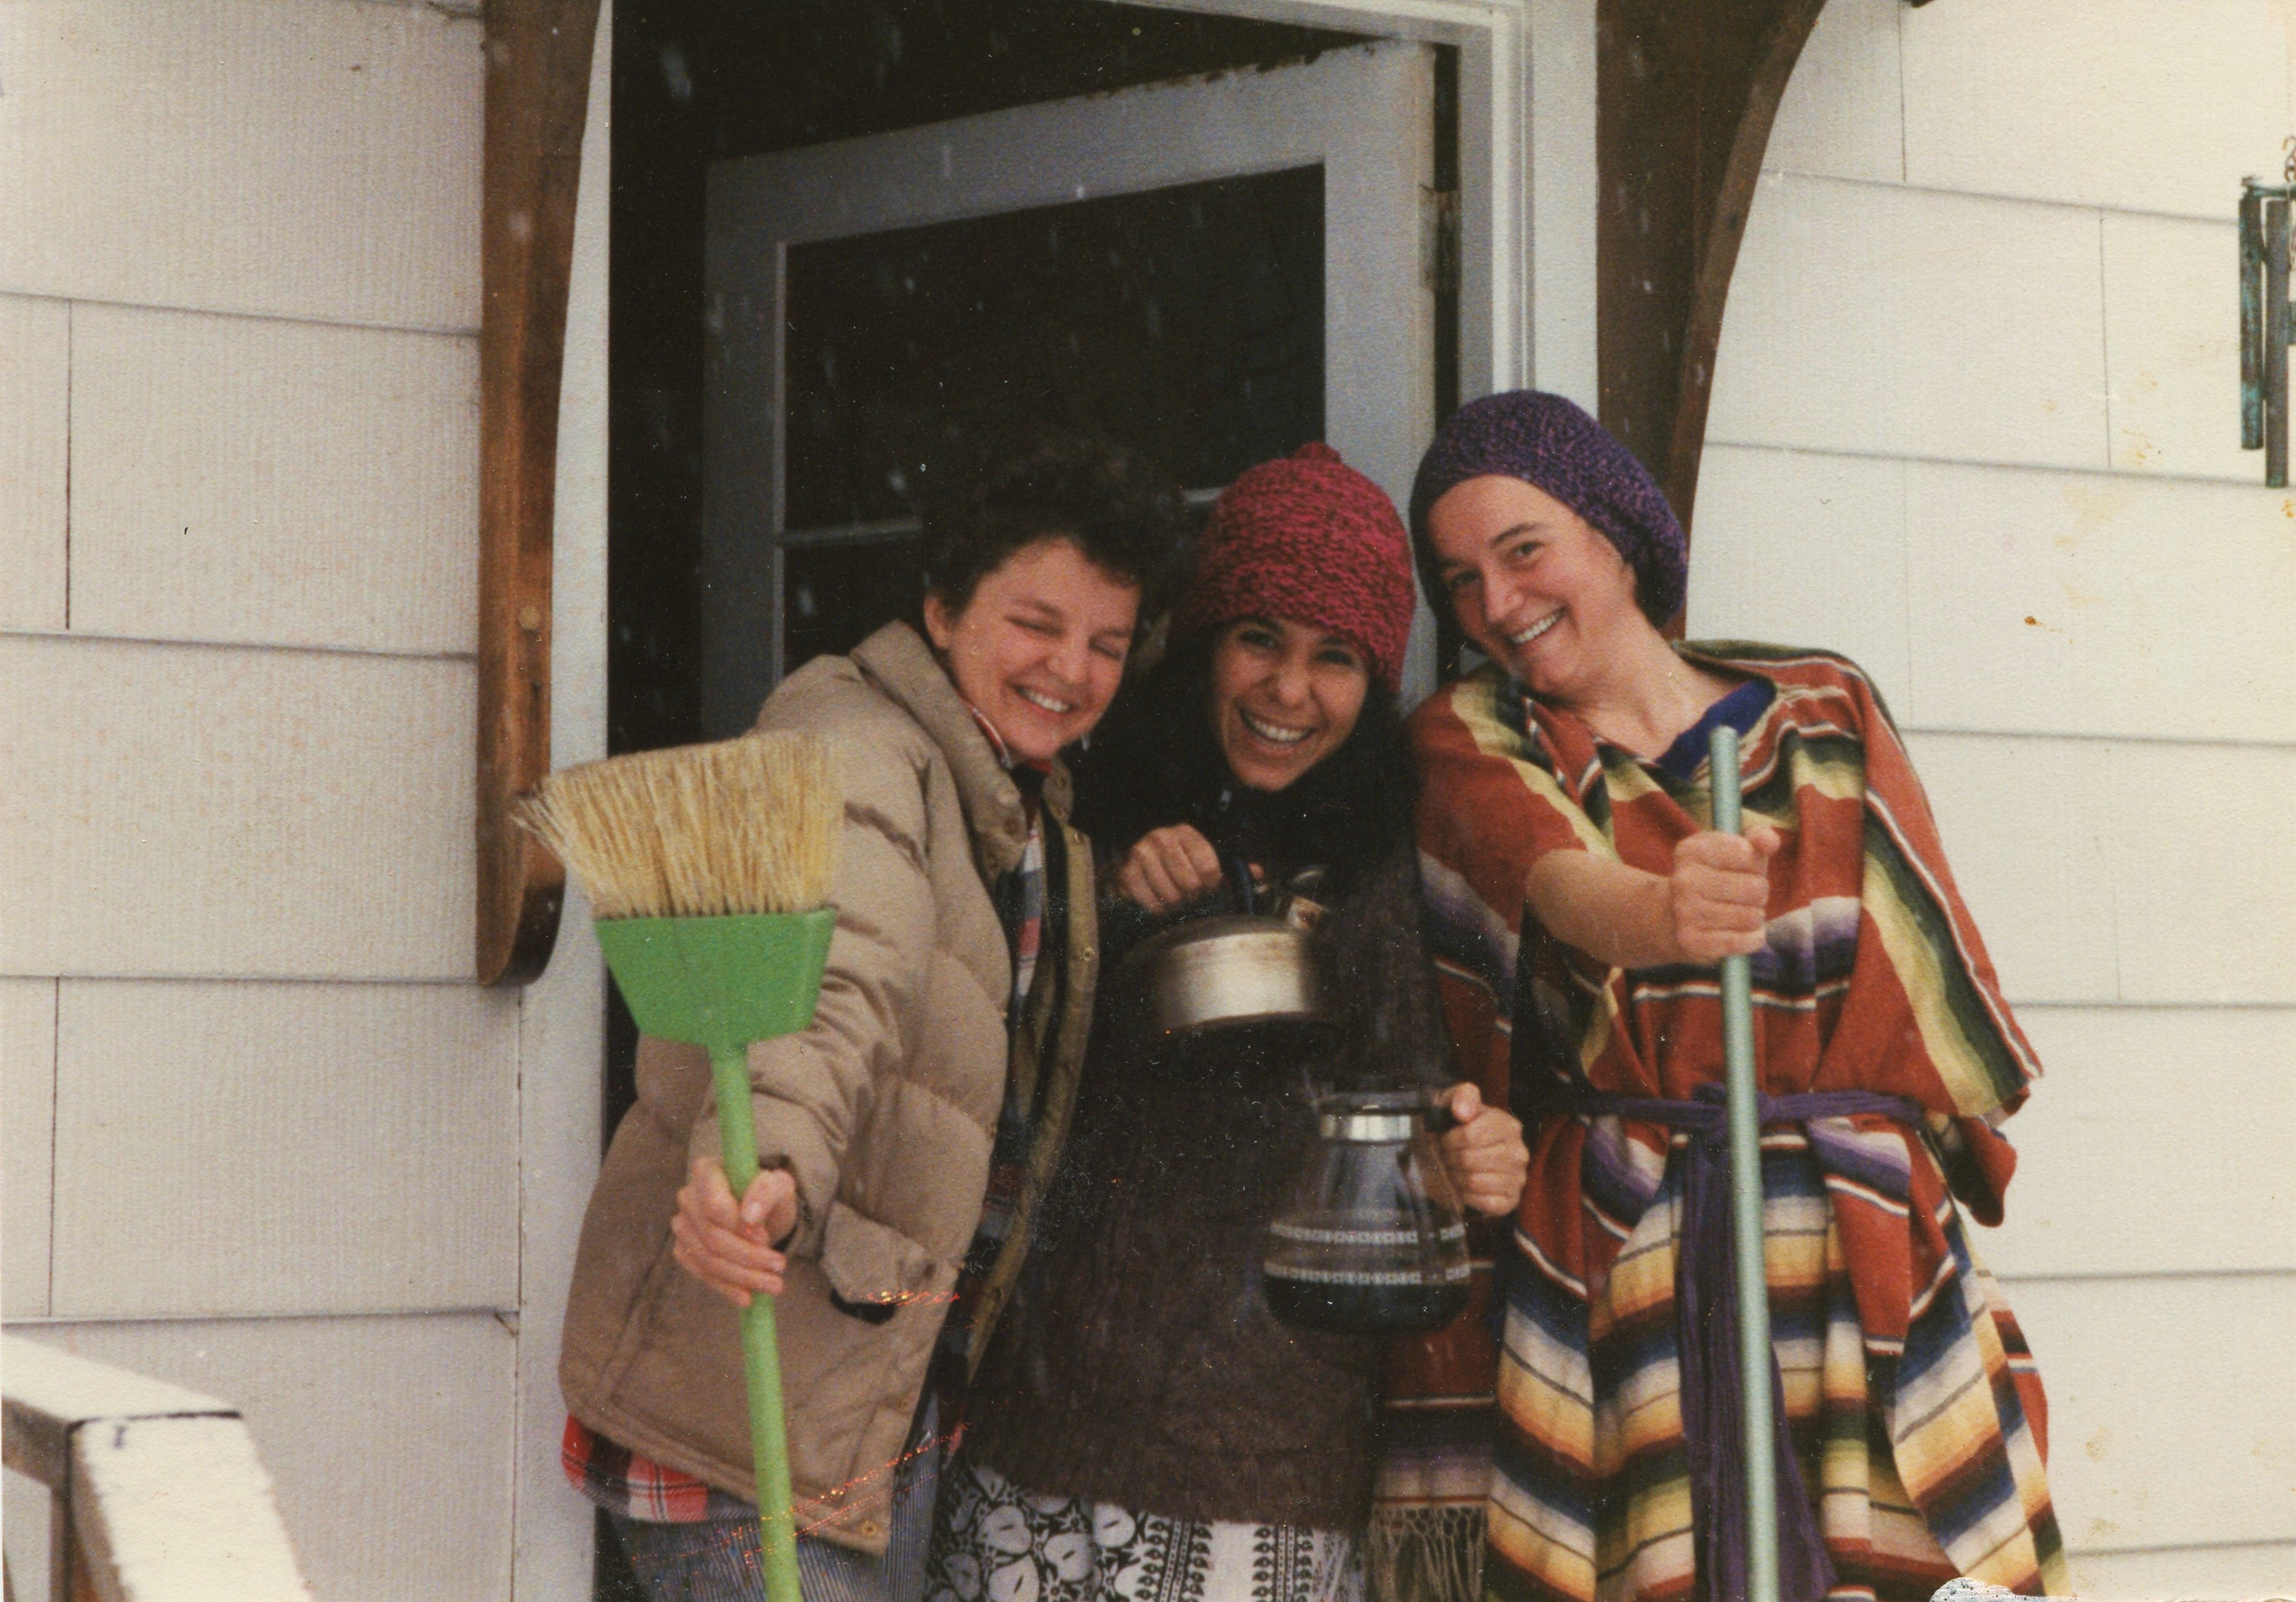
<box><xmin>558</xmin><ymin>434</ymin><xmax>1194</xmax><ymax>1602</ymax></box>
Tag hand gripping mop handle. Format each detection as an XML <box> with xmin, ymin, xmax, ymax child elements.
<box><xmin>1710</xmin><ymin>724</ymin><xmax>1782</xmax><ymax>1602</ymax></box>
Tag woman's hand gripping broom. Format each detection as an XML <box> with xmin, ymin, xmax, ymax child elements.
<box><xmin>518</xmin><ymin>734</ymin><xmax>842</xmax><ymax>1602</ymax></box>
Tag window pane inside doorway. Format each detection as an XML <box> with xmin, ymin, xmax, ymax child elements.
<box><xmin>781</xmin><ymin>164</ymin><xmax>1324</xmax><ymax>529</ymax></box>
<box><xmin>786</xmin><ymin>535</ymin><xmax>930</xmax><ymax>671</ymax></box>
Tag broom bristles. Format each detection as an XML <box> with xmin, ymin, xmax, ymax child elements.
<box><xmin>512</xmin><ymin>733</ymin><xmax>841</xmax><ymax>920</ymax></box>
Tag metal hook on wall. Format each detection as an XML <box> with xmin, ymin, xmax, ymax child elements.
<box><xmin>2241</xmin><ymin>158</ymin><xmax>2296</xmax><ymax>485</ymax></box>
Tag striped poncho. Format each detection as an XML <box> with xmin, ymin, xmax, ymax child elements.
<box><xmin>1407</xmin><ymin>645</ymin><xmax>2067</xmax><ymax>1602</ymax></box>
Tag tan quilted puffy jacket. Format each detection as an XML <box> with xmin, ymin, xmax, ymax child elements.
<box><xmin>559</xmin><ymin>621</ymin><xmax>1097</xmax><ymax>1553</ymax></box>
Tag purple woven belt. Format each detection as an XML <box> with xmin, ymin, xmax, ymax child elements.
<box><xmin>1532</xmin><ymin>1082</ymin><xmax>1924</xmax><ymax>1602</ymax></box>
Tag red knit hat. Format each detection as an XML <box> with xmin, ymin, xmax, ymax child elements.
<box><xmin>1178</xmin><ymin>443</ymin><xmax>1417</xmax><ymax>691</ymax></box>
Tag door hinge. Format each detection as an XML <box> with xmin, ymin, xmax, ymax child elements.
<box><xmin>1421</xmin><ymin>186</ymin><xmax>1460</xmax><ymax>296</ymax></box>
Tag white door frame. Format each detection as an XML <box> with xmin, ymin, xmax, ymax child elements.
<box><xmin>528</xmin><ymin>3</ymin><xmax>1595</xmax><ymax>1596</ymax></box>
<box><xmin>522</xmin><ymin>5</ymin><xmax>612</xmax><ymax>1601</ymax></box>
<box><xmin>1106</xmin><ymin>0</ymin><xmax>1599</xmax><ymax>409</ymax></box>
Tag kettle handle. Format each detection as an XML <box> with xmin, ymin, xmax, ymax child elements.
<box><xmin>1228</xmin><ymin>854</ymin><xmax>1259</xmax><ymax>916</ymax></box>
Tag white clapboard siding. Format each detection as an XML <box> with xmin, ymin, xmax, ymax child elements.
<box><xmin>2</xmin><ymin>978</ymin><xmax>57</xmax><ymax>1318</ymax></box>
<box><xmin>0</xmin><ymin>0</ymin><xmax>481</xmax><ymax>332</ymax></box>
<box><xmin>1707</xmin><ymin>177</ymin><xmax>2109</xmax><ymax>471</ymax></box>
<box><xmin>1684</xmin><ymin>445</ymin><xmax>1910</xmax><ymax>702</ymax></box>
<box><xmin>1759</xmin><ymin>0</ymin><xmax>1902</xmax><ymax>186</ymax></box>
<box><xmin>28</xmin><ymin>1313</ymin><xmax>513</xmax><ymax>1602</ymax></box>
<box><xmin>1900</xmin><ymin>0</ymin><xmax>2290</xmax><ymax>221</ymax></box>
<box><xmin>1907</xmin><ymin>732</ymin><xmax>2296</xmax><ymax>1006</ymax></box>
<box><xmin>2068</xmin><ymin>1540</ymin><xmax>2296</xmax><ymax>1598</ymax></box>
<box><xmin>2102</xmin><ymin>212</ymin><xmax>2251</xmax><ymax>484</ymax></box>
<box><xmin>1897</xmin><ymin>734</ymin><xmax>2119</xmax><ymax>1006</ymax></box>
<box><xmin>1</xmin><ymin>294</ymin><xmax>69</xmax><ymax>631</ymax></box>
<box><xmin>68</xmin><ymin>304</ymin><xmax>480</xmax><ymax>655</ymax></box>
<box><xmin>2000</xmin><ymin>1273</ymin><xmax>2296</xmax><ymax>1555</ymax></box>
<box><xmin>49</xmin><ymin>980</ymin><xmax>518</xmax><ymax>1318</ymax></box>
<box><xmin>508</xmin><ymin>11</ymin><xmax>614</xmax><ymax>1591</ymax></box>
<box><xmin>1976</xmin><ymin>1004</ymin><xmax>2296</xmax><ymax>1280</ymax></box>
<box><xmin>1900</xmin><ymin>462</ymin><xmax>2296</xmax><ymax>743</ymax></box>
<box><xmin>2105</xmin><ymin>740</ymin><xmax>2296</xmax><ymax>1005</ymax></box>
<box><xmin>0</xmin><ymin>635</ymin><xmax>475</xmax><ymax>982</ymax></box>
<box><xmin>2</xmin><ymin>1471</ymin><xmax>53</xmax><ymax>1594</ymax></box>
<box><xmin>1706</xmin><ymin>1</ymin><xmax>2296</xmax><ymax>1582</ymax></box>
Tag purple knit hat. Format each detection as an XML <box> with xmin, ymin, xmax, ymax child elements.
<box><xmin>1407</xmin><ymin>390</ymin><xmax>1688</xmax><ymax>626</ymax></box>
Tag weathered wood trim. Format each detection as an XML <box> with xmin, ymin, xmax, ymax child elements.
<box><xmin>1661</xmin><ymin>0</ymin><xmax>1825</xmax><ymax>531</ymax></box>
<box><xmin>478</xmin><ymin>0</ymin><xmax>601</xmax><ymax>985</ymax></box>
<box><xmin>1596</xmin><ymin>0</ymin><xmax>1830</xmax><ymax>620</ymax></box>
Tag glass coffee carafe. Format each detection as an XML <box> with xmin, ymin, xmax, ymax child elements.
<box><xmin>1263</xmin><ymin>1087</ymin><xmax>1472</xmax><ymax>1335</ymax></box>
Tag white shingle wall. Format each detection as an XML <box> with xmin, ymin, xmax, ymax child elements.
<box><xmin>1990</xmin><ymin>1008</ymin><xmax>2296</xmax><ymax>1280</ymax></box>
<box><xmin>1692</xmin><ymin>1</ymin><xmax>2296</xmax><ymax>1588</ymax></box>
<box><xmin>67</xmin><ymin>304</ymin><xmax>482</xmax><ymax>654</ymax></box>
<box><xmin>2104</xmin><ymin>213</ymin><xmax>2251</xmax><ymax>481</ymax></box>
<box><xmin>0</xmin><ymin>2</ymin><xmax>511</xmax><ymax>1597</ymax></box>
<box><xmin>49</xmin><ymin>980</ymin><xmax>519</xmax><ymax>1318</ymax></box>
<box><xmin>0</xmin><ymin>296</ymin><xmax>69</xmax><ymax>631</ymax></box>
<box><xmin>0</xmin><ymin>1</ymin><xmax>483</xmax><ymax>330</ymax></box>
<box><xmin>0</xmin><ymin>978</ymin><xmax>58</xmax><ymax>1318</ymax></box>
<box><xmin>1710</xmin><ymin>180</ymin><xmax>2113</xmax><ymax>470</ymax></box>
<box><xmin>1898</xmin><ymin>466</ymin><xmax>2296</xmax><ymax>742</ymax></box>
<box><xmin>1</xmin><ymin>637</ymin><xmax>479</xmax><ymax>981</ymax></box>
<box><xmin>1897</xmin><ymin>0</ymin><xmax>2290</xmax><ymax>220</ymax></box>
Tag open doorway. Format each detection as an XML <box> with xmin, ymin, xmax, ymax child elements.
<box><xmin>599</xmin><ymin>5</ymin><xmax>1476</xmax><ymax>1591</ymax></box>
<box><xmin>605</xmin><ymin>1</ymin><xmax>1476</xmax><ymax>762</ymax></box>
<box><xmin>700</xmin><ymin>36</ymin><xmax>1449</xmax><ymax>732</ymax></box>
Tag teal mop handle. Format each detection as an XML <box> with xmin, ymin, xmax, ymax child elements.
<box><xmin>1710</xmin><ymin>724</ymin><xmax>1781</xmax><ymax>1602</ymax></box>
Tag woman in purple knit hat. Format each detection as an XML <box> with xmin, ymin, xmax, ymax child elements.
<box><xmin>1403</xmin><ymin>392</ymin><xmax>2066</xmax><ymax>1602</ymax></box>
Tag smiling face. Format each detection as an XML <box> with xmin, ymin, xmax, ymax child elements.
<box><xmin>1426</xmin><ymin>474</ymin><xmax>1651</xmax><ymax>707</ymax></box>
<box><xmin>922</xmin><ymin>537</ymin><xmax>1142</xmax><ymax>763</ymax></box>
<box><xmin>1207</xmin><ymin>617</ymin><xmax>1371</xmax><ymax>792</ymax></box>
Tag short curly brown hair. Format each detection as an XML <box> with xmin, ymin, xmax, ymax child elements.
<box><xmin>919</xmin><ymin>431</ymin><xmax>1195</xmax><ymax>624</ymax></box>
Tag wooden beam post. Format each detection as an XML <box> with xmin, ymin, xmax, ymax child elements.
<box><xmin>478</xmin><ymin>0</ymin><xmax>601</xmax><ymax>985</ymax></box>
<box><xmin>1596</xmin><ymin>0</ymin><xmax>1830</xmax><ymax>626</ymax></box>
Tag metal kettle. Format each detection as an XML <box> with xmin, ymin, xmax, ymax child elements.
<box><xmin>1119</xmin><ymin>863</ymin><xmax>1329</xmax><ymax>1038</ymax></box>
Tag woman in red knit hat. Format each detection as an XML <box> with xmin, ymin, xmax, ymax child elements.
<box><xmin>930</xmin><ymin>444</ymin><xmax>1529</xmax><ymax>1602</ymax></box>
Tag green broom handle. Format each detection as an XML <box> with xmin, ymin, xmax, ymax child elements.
<box><xmin>710</xmin><ymin>1045</ymin><xmax>806</xmax><ymax>1602</ymax></box>
<box><xmin>1710</xmin><ymin>724</ymin><xmax>1781</xmax><ymax>1602</ymax></box>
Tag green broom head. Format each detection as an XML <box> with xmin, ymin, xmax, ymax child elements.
<box><xmin>515</xmin><ymin>733</ymin><xmax>843</xmax><ymax>1055</ymax></box>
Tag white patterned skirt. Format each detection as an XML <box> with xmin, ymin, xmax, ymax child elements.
<box><xmin>926</xmin><ymin>1457</ymin><xmax>1364</xmax><ymax>1602</ymax></box>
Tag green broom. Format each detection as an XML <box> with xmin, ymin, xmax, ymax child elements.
<box><xmin>518</xmin><ymin>733</ymin><xmax>842</xmax><ymax>1602</ymax></box>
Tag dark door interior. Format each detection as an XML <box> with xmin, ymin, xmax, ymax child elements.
<box><xmin>702</xmin><ymin>162</ymin><xmax>1327</xmax><ymax>733</ymax></box>
<box><xmin>598</xmin><ymin>6</ymin><xmax>1372</xmax><ymax>1593</ymax></box>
